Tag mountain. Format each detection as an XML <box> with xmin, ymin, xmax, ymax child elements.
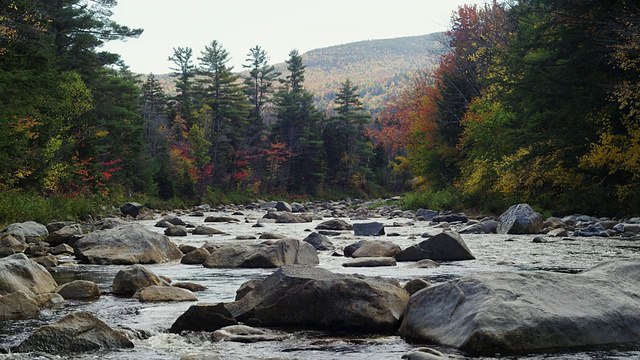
<box><xmin>157</xmin><ymin>32</ymin><xmax>447</xmax><ymax>115</ymax></box>
<box><xmin>298</xmin><ymin>32</ymin><xmax>446</xmax><ymax>114</ymax></box>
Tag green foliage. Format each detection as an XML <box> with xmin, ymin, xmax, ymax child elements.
<box><xmin>401</xmin><ymin>188</ymin><xmax>465</xmax><ymax>212</ymax></box>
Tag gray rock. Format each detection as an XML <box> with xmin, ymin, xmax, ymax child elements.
<box><xmin>621</xmin><ymin>223</ymin><xmax>640</xmax><ymax>234</ymax></box>
<box><xmin>111</xmin><ymin>264</ymin><xmax>167</xmax><ymax>296</ymax></box>
<box><xmin>275</xmin><ymin>201</ymin><xmax>292</xmax><ymax>212</ymax></box>
<box><xmin>303</xmin><ymin>232</ymin><xmax>335</xmax><ymax>251</ymax></box>
<box><xmin>344</xmin><ymin>240</ymin><xmax>367</xmax><ymax>257</ymax></box>
<box><xmin>2</xmin><ymin>221</ymin><xmax>48</xmax><ymax>240</ymax></box>
<box><xmin>416</xmin><ymin>209</ymin><xmax>438</xmax><ymax>221</ymax></box>
<box><xmin>120</xmin><ymin>202</ymin><xmax>143</xmax><ymax>217</ymax></box>
<box><xmin>258</xmin><ymin>232</ymin><xmax>286</xmax><ymax>240</ymax></box>
<box><xmin>432</xmin><ymin>214</ymin><xmax>468</xmax><ymax>223</ymax></box>
<box><xmin>275</xmin><ymin>212</ymin><xmax>310</xmax><ymax>223</ymax></box>
<box><xmin>164</xmin><ymin>225</ymin><xmax>188</xmax><ymax>237</ymax></box>
<box><xmin>342</xmin><ymin>257</ymin><xmax>397</xmax><ymax>267</ymax></box>
<box><xmin>0</xmin><ymin>291</ymin><xmax>40</xmax><ymax>321</ymax></box>
<box><xmin>546</xmin><ymin>228</ymin><xmax>569</xmax><ymax>237</ymax></box>
<box><xmin>170</xmin><ymin>302</ymin><xmax>238</xmax><ymax>333</ymax></box>
<box><xmin>574</xmin><ymin>223</ymin><xmax>607</xmax><ymax>237</ymax></box>
<box><xmin>315</xmin><ymin>219</ymin><xmax>353</xmax><ymax>231</ymax></box>
<box><xmin>55</xmin><ymin>280</ymin><xmax>101</xmax><ymax>300</ymax></box>
<box><xmin>204</xmin><ymin>216</ymin><xmax>240</xmax><ymax>223</ymax></box>
<box><xmin>395</xmin><ymin>231</ymin><xmax>475</xmax><ymax>262</ymax></box>
<box><xmin>14</xmin><ymin>312</ymin><xmax>133</xmax><ymax>354</ymax></box>
<box><xmin>50</xmin><ymin>243</ymin><xmax>75</xmax><ymax>255</ymax></box>
<box><xmin>0</xmin><ymin>253</ymin><xmax>58</xmax><ymax>295</ymax></box>
<box><xmin>155</xmin><ymin>216</ymin><xmax>187</xmax><ymax>227</ymax></box>
<box><xmin>74</xmin><ymin>224</ymin><xmax>182</xmax><ymax>265</ymax></box>
<box><xmin>459</xmin><ymin>221</ymin><xmax>498</xmax><ymax>234</ymax></box>
<box><xmin>192</xmin><ymin>225</ymin><xmax>225</xmax><ymax>235</ymax></box>
<box><xmin>226</xmin><ymin>266</ymin><xmax>409</xmax><ymax>332</ymax></box>
<box><xmin>212</xmin><ymin>325</ymin><xmax>284</xmax><ymax>342</ymax></box>
<box><xmin>133</xmin><ymin>285</ymin><xmax>197</xmax><ymax>302</ymax></box>
<box><xmin>291</xmin><ymin>202</ymin><xmax>306</xmax><ymax>213</ymax></box>
<box><xmin>401</xmin><ymin>347</ymin><xmax>448</xmax><ymax>360</ymax></box>
<box><xmin>353</xmin><ymin>222</ymin><xmax>385</xmax><ymax>236</ymax></box>
<box><xmin>399</xmin><ymin>259</ymin><xmax>640</xmax><ymax>355</ymax></box>
<box><xmin>497</xmin><ymin>204</ymin><xmax>544</xmax><ymax>234</ymax></box>
<box><xmin>352</xmin><ymin>240</ymin><xmax>401</xmax><ymax>258</ymax></box>
<box><xmin>203</xmin><ymin>239</ymin><xmax>319</xmax><ymax>268</ymax></box>
<box><xmin>93</xmin><ymin>217</ymin><xmax>128</xmax><ymax>230</ymax></box>
<box><xmin>403</xmin><ymin>279</ymin><xmax>430</xmax><ymax>295</ymax></box>
<box><xmin>44</xmin><ymin>224</ymin><xmax>83</xmax><ymax>246</ymax></box>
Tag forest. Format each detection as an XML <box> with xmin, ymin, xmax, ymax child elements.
<box><xmin>1</xmin><ymin>0</ymin><xmax>639</xmax><ymax>224</ymax></box>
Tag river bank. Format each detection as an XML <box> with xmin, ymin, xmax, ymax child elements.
<box><xmin>1</xmin><ymin>200</ymin><xmax>640</xmax><ymax>359</ymax></box>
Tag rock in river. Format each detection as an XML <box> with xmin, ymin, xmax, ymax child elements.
<box><xmin>203</xmin><ymin>239</ymin><xmax>319</xmax><ymax>268</ymax></box>
<box><xmin>0</xmin><ymin>253</ymin><xmax>58</xmax><ymax>295</ymax></box>
<box><xmin>14</xmin><ymin>312</ymin><xmax>133</xmax><ymax>354</ymax></box>
<box><xmin>395</xmin><ymin>231</ymin><xmax>475</xmax><ymax>262</ymax></box>
<box><xmin>399</xmin><ymin>259</ymin><xmax>640</xmax><ymax>355</ymax></box>
<box><xmin>226</xmin><ymin>265</ymin><xmax>409</xmax><ymax>332</ymax></box>
<box><xmin>74</xmin><ymin>224</ymin><xmax>182</xmax><ymax>265</ymax></box>
<box><xmin>497</xmin><ymin>203</ymin><xmax>544</xmax><ymax>234</ymax></box>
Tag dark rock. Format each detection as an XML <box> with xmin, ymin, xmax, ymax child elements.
<box><xmin>432</xmin><ymin>214</ymin><xmax>468</xmax><ymax>223</ymax></box>
<box><xmin>258</xmin><ymin>232</ymin><xmax>286</xmax><ymax>240</ymax></box>
<box><xmin>179</xmin><ymin>244</ymin><xmax>198</xmax><ymax>254</ymax></box>
<box><xmin>497</xmin><ymin>204</ymin><xmax>544</xmax><ymax>234</ymax></box>
<box><xmin>353</xmin><ymin>222</ymin><xmax>385</xmax><ymax>236</ymax></box>
<box><xmin>275</xmin><ymin>201</ymin><xmax>292</xmax><ymax>212</ymax></box>
<box><xmin>213</xmin><ymin>324</ymin><xmax>285</xmax><ymax>342</ymax></box>
<box><xmin>574</xmin><ymin>223</ymin><xmax>608</xmax><ymax>237</ymax></box>
<box><xmin>173</xmin><ymin>282</ymin><xmax>207</xmax><ymax>292</ymax></box>
<box><xmin>403</xmin><ymin>278</ymin><xmax>430</xmax><ymax>295</ymax></box>
<box><xmin>181</xmin><ymin>248</ymin><xmax>210</xmax><ymax>265</ymax></box>
<box><xmin>204</xmin><ymin>216</ymin><xmax>240</xmax><ymax>223</ymax></box>
<box><xmin>344</xmin><ymin>240</ymin><xmax>367</xmax><ymax>257</ymax></box>
<box><xmin>192</xmin><ymin>225</ymin><xmax>226</xmax><ymax>235</ymax></box>
<box><xmin>315</xmin><ymin>219</ymin><xmax>353</xmax><ymax>231</ymax></box>
<box><xmin>235</xmin><ymin>235</ymin><xmax>257</xmax><ymax>240</ymax></box>
<box><xmin>34</xmin><ymin>254</ymin><xmax>58</xmax><ymax>268</ymax></box>
<box><xmin>395</xmin><ymin>231</ymin><xmax>475</xmax><ymax>262</ymax></box>
<box><xmin>226</xmin><ymin>266</ymin><xmax>409</xmax><ymax>332</ymax></box>
<box><xmin>459</xmin><ymin>221</ymin><xmax>498</xmax><ymax>234</ymax></box>
<box><xmin>416</xmin><ymin>209</ymin><xmax>438</xmax><ymax>221</ymax></box>
<box><xmin>120</xmin><ymin>202</ymin><xmax>143</xmax><ymax>217</ymax></box>
<box><xmin>170</xmin><ymin>303</ymin><xmax>237</xmax><ymax>333</ymax></box>
<box><xmin>291</xmin><ymin>203</ymin><xmax>305</xmax><ymax>212</ymax></box>
<box><xmin>44</xmin><ymin>224</ymin><xmax>83</xmax><ymax>246</ymax></box>
<box><xmin>111</xmin><ymin>264</ymin><xmax>167</xmax><ymax>296</ymax></box>
<box><xmin>14</xmin><ymin>312</ymin><xmax>133</xmax><ymax>354</ymax></box>
<box><xmin>164</xmin><ymin>225</ymin><xmax>188</xmax><ymax>237</ymax></box>
<box><xmin>303</xmin><ymin>232</ymin><xmax>335</xmax><ymax>251</ymax></box>
<box><xmin>318</xmin><ymin>230</ymin><xmax>342</xmax><ymax>236</ymax></box>
<box><xmin>155</xmin><ymin>217</ymin><xmax>187</xmax><ymax>228</ymax></box>
<box><xmin>275</xmin><ymin>212</ymin><xmax>310</xmax><ymax>223</ymax></box>
<box><xmin>74</xmin><ymin>224</ymin><xmax>182</xmax><ymax>265</ymax></box>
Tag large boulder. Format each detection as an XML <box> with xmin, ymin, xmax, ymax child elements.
<box><xmin>0</xmin><ymin>253</ymin><xmax>58</xmax><ymax>295</ymax></box>
<box><xmin>14</xmin><ymin>312</ymin><xmax>133</xmax><ymax>354</ymax></box>
<box><xmin>395</xmin><ymin>232</ymin><xmax>475</xmax><ymax>262</ymax></box>
<box><xmin>2</xmin><ymin>221</ymin><xmax>48</xmax><ymax>240</ymax></box>
<box><xmin>73</xmin><ymin>224</ymin><xmax>182</xmax><ymax>265</ymax></box>
<box><xmin>226</xmin><ymin>266</ymin><xmax>409</xmax><ymax>332</ymax></box>
<box><xmin>497</xmin><ymin>203</ymin><xmax>544</xmax><ymax>234</ymax></box>
<box><xmin>203</xmin><ymin>239</ymin><xmax>319</xmax><ymax>268</ymax></box>
<box><xmin>0</xmin><ymin>291</ymin><xmax>40</xmax><ymax>321</ymax></box>
<box><xmin>399</xmin><ymin>259</ymin><xmax>640</xmax><ymax>355</ymax></box>
<box><xmin>111</xmin><ymin>264</ymin><xmax>167</xmax><ymax>295</ymax></box>
<box><xmin>44</xmin><ymin>224</ymin><xmax>83</xmax><ymax>246</ymax></box>
<box><xmin>275</xmin><ymin>201</ymin><xmax>292</xmax><ymax>212</ymax></box>
<box><xmin>170</xmin><ymin>302</ymin><xmax>238</xmax><ymax>333</ymax></box>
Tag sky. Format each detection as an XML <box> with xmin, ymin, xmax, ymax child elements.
<box><xmin>101</xmin><ymin>0</ymin><xmax>489</xmax><ymax>75</ymax></box>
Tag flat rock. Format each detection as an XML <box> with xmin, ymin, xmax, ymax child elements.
<box><xmin>400</xmin><ymin>259</ymin><xmax>640</xmax><ymax>355</ymax></box>
<box><xmin>342</xmin><ymin>257</ymin><xmax>397</xmax><ymax>267</ymax></box>
<box><xmin>74</xmin><ymin>224</ymin><xmax>182</xmax><ymax>265</ymax></box>
<box><xmin>203</xmin><ymin>239</ymin><xmax>319</xmax><ymax>268</ymax></box>
<box><xmin>315</xmin><ymin>219</ymin><xmax>353</xmax><ymax>231</ymax></box>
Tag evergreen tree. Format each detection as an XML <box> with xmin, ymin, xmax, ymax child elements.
<box><xmin>324</xmin><ymin>79</ymin><xmax>372</xmax><ymax>189</ymax></box>
<box><xmin>141</xmin><ymin>73</ymin><xmax>168</xmax><ymax>158</ymax></box>
<box><xmin>242</xmin><ymin>45</ymin><xmax>280</xmax><ymax>143</ymax></box>
<box><xmin>196</xmin><ymin>40</ymin><xmax>249</xmax><ymax>184</ymax></box>
<box><xmin>168</xmin><ymin>46</ymin><xmax>195</xmax><ymax>123</ymax></box>
<box><xmin>273</xmin><ymin>49</ymin><xmax>325</xmax><ymax>193</ymax></box>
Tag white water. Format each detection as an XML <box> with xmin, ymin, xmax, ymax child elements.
<box><xmin>2</xmin><ymin>209</ymin><xmax>640</xmax><ymax>359</ymax></box>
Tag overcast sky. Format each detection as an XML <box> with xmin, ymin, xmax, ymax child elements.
<box><xmin>101</xmin><ymin>0</ymin><xmax>488</xmax><ymax>74</ymax></box>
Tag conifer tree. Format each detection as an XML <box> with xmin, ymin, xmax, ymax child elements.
<box><xmin>168</xmin><ymin>47</ymin><xmax>196</xmax><ymax>123</ymax></box>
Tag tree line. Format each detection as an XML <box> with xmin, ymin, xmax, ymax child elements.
<box><xmin>0</xmin><ymin>0</ymin><xmax>390</xmax><ymax>205</ymax></box>
<box><xmin>372</xmin><ymin>0</ymin><xmax>640</xmax><ymax>215</ymax></box>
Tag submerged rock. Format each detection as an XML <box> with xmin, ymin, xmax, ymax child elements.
<box><xmin>399</xmin><ymin>259</ymin><xmax>640</xmax><ymax>355</ymax></box>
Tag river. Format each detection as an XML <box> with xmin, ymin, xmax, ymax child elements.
<box><xmin>1</xmin><ymin>208</ymin><xmax>639</xmax><ymax>359</ymax></box>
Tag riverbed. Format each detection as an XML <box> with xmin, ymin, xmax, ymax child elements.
<box><xmin>2</xmin><ymin>208</ymin><xmax>640</xmax><ymax>359</ymax></box>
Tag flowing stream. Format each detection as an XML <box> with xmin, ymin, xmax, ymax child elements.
<box><xmin>1</xmin><ymin>209</ymin><xmax>639</xmax><ymax>360</ymax></box>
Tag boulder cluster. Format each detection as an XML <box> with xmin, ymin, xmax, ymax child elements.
<box><xmin>1</xmin><ymin>199</ymin><xmax>639</xmax><ymax>357</ymax></box>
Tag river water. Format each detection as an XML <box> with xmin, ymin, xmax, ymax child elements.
<box><xmin>1</xmin><ymin>209</ymin><xmax>640</xmax><ymax>359</ymax></box>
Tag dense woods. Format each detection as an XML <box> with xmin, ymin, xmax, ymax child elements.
<box><xmin>1</xmin><ymin>0</ymin><xmax>639</xmax><ymax>223</ymax></box>
<box><xmin>373</xmin><ymin>0</ymin><xmax>640</xmax><ymax>216</ymax></box>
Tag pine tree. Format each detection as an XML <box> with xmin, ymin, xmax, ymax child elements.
<box><xmin>273</xmin><ymin>49</ymin><xmax>326</xmax><ymax>193</ymax></box>
<box><xmin>242</xmin><ymin>45</ymin><xmax>280</xmax><ymax>144</ymax></box>
<box><xmin>168</xmin><ymin>47</ymin><xmax>196</xmax><ymax>123</ymax></box>
<box><xmin>196</xmin><ymin>40</ymin><xmax>249</xmax><ymax>184</ymax></box>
